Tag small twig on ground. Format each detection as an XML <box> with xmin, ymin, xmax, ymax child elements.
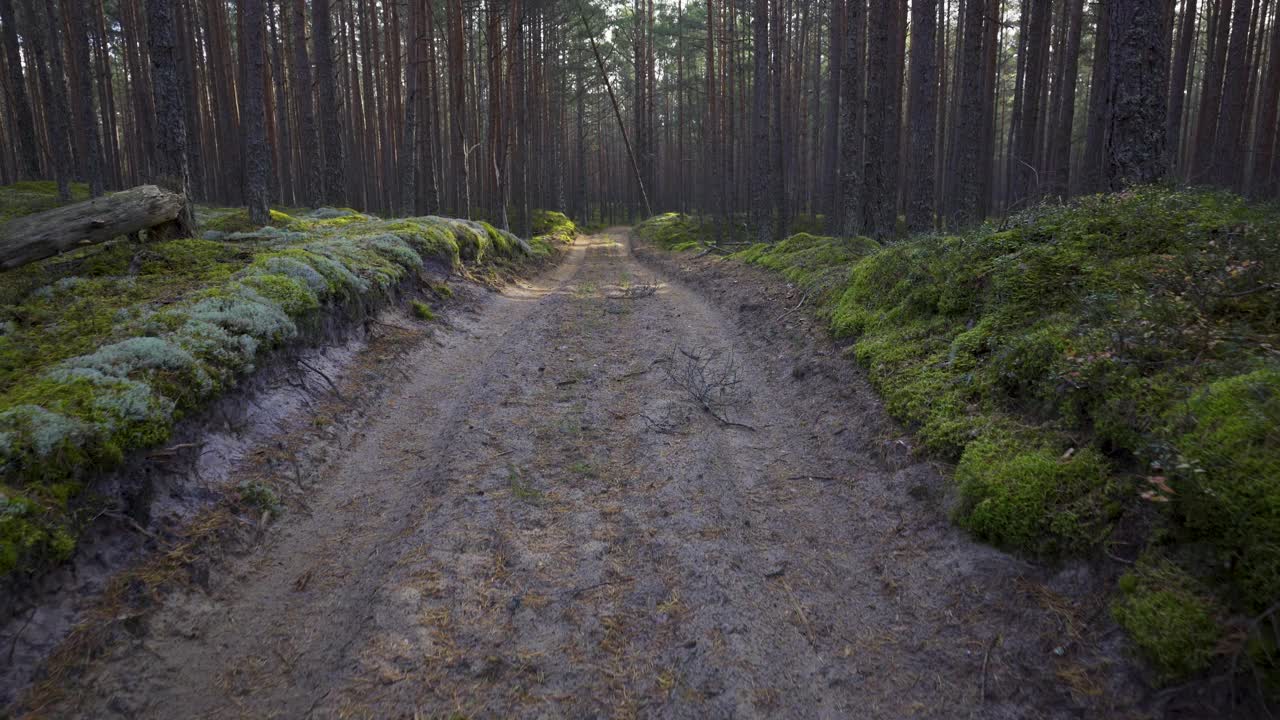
<box><xmin>663</xmin><ymin>346</ymin><xmax>756</xmax><ymax>430</ymax></box>
<box><xmin>297</xmin><ymin>359</ymin><xmax>344</xmax><ymax>400</ymax></box>
<box><xmin>7</xmin><ymin>606</ymin><xmax>36</xmax><ymax>663</ymax></box>
<box><xmin>567</xmin><ymin>576</ymin><xmax>636</xmax><ymax>599</ymax></box>
<box><xmin>103</xmin><ymin>511</ymin><xmax>158</xmax><ymax>540</ymax></box>
<box><xmin>780</xmin><ymin>579</ymin><xmax>816</xmax><ymax>646</ymax></box>
<box><xmin>981</xmin><ymin>634</ymin><xmax>1000</xmax><ymax>702</ymax></box>
<box><xmin>776</xmin><ymin>291</ymin><xmax>810</xmax><ymax>322</ymax></box>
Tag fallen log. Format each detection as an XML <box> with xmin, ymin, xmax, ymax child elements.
<box><xmin>0</xmin><ymin>185</ymin><xmax>189</xmax><ymax>270</ymax></box>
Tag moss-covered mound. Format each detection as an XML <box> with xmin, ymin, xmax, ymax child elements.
<box><xmin>0</xmin><ymin>199</ymin><xmax>564</xmax><ymax>580</ymax></box>
<box><xmin>637</xmin><ymin>188</ymin><xmax>1280</xmax><ymax>682</ymax></box>
<box><xmin>532</xmin><ymin>209</ymin><xmax>580</xmax><ymax>250</ymax></box>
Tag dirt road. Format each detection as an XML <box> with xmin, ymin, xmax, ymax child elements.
<box><xmin>45</xmin><ymin>230</ymin><xmax>1145</xmax><ymax>719</ymax></box>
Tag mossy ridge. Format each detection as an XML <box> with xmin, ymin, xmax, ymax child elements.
<box><xmin>641</xmin><ymin>188</ymin><xmax>1280</xmax><ymax>683</ymax></box>
<box><xmin>0</xmin><ymin>194</ymin><xmax>549</xmax><ymax>581</ymax></box>
<box><xmin>531</xmin><ymin>209</ymin><xmax>579</xmax><ymax>257</ymax></box>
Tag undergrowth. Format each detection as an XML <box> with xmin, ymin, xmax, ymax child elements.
<box><xmin>637</xmin><ymin>188</ymin><xmax>1280</xmax><ymax>685</ymax></box>
<box><xmin>0</xmin><ymin>182</ymin><xmax>574</xmax><ymax>581</ymax></box>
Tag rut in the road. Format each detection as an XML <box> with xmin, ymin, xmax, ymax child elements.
<box><xmin>46</xmin><ymin>231</ymin><xmax>1142</xmax><ymax>719</ymax></box>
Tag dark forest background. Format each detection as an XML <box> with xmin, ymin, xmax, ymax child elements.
<box><xmin>0</xmin><ymin>0</ymin><xmax>1276</xmax><ymax>238</ymax></box>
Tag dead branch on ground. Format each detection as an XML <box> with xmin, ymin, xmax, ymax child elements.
<box><xmin>662</xmin><ymin>346</ymin><xmax>756</xmax><ymax>431</ymax></box>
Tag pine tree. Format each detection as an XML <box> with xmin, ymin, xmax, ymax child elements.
<box><xmin>1106</xmin><ymin>0</ymin><xmax>1170</xmax><ymax>186</ymax></box>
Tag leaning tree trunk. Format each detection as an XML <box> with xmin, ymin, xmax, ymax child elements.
<box><xmin>0</xmin><ymin>186</ymin><xmax>187</xmax><ymax>269</ymax></box>
<box><xmin>1106</xmin><ymin>0</ymin><xmax>1170</xmax><ymax>187</ymax></box>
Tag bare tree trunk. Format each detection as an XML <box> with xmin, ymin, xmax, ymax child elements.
<box><xmin>314</xmin><ymin>0</ymin><xmax>344</xmax><ymax>204</ymax></box>
<box><xmin>1081</xmin><ymin>0</ymin><xmax>1110</xmax><ymax>193</ymax></box>
<box><xmin>1048</xmin><ymin>0</ymin><xmax>1084</xmax><ymax>196</ymax></box>
<box><xmin>1251</xmin><ymin>0</ymin><xmax>1280</xmax><ymax>196</ymax></box>
<box><xmin>1106</xmin><ymin>0</ymin><xmax>1170</xmax><ymax>186</ymax></box>
<box><xmin>20</xmin><ymin>0</ymin><xmax>74</xmax><ymax>199</ymax></box>
<box><xmin>840</xmin><ymin>0</ymin><xmax>866</xmax><ymax>236</ymax></box>
<box><xmin>824</xmin><ymin>0</ymin><xmax>844</xmax><ymax>226</ymax></box>
<box><xmin>1012</xmin><ymin>0</ymin><xmax>1051</xmax><ymax>206</ymax></box>
<box><xmin>950</xmin><ymin>0</ymin><xmax>985</xmax><ymax>223</ymax></box>
<box><xmin>145</xmin><ymin>0</ymin><xmax>195</xmax><ymax>237</ymax></box>
<box><xmin>1191</xmin><ymin>0</ymin><xmax>1232</xmax><ymax>182</ymax></box>
<box><xmin>0</xmin><ymin>0</ymin><xmax>40</xmax><ymax>179</ymax></box>
<box><xmin>751</xmin><ymin>0</ymin><xmax>772</xmax><ymax>242</ymax></box>
<box><xmin>241</xmin><ymin>0</ymin><xmax>269</xmax><ymax>224</ymax></box>
<box><xmin>906</xmin><ymin>0</ymin><xmax>938</xmax><ymax>230</ymax></box>
<box><xmin>291</xmin><ymin>0</ymin><xmax>320</xmax><ymax>205</ymax></box>
<box><xmin>1213</xmin><ymin>0</ymin><xmax>1254</xmax><ymax>188</ymax></box>
<box><xmin>446</xmin><ymin>0</ymin><xmax>468</xmax><ymax>216</ymax></box>
<box><xmin>1167</xmin><ymin>0</ymin><xmax>1196</xmax><ymax>173</ymax></box>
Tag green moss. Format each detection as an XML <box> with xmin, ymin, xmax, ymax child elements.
<box><xmin>1113</xmin><ymin>555</ymin><xmax>1221</xmax><ymax>682</ymax></box>
<box><xmin>634</xmin><ymin>213</ymin><xmax>716</xmax><ymax>250</ymax></box>
<box><xmin>1167</xmin><ymin>368</ymin><xmax>1280</xmax><ymax>611</ymax></box>
<box><xmin>411</xmin><ymin>300</ymin><xmax>437</xmax><ymax>321</ymax></box>
<box><xmin>956</xmin><ymin>433</ymin><xmax>1117</xmax><ymax>556</ymax></box>
<box><xmin>532</xmin><ymin>210</ymin><xmax>578</xmax><ymax>246</ymax></box>
<box><xmin>643</xmin><ymin>187</ymin><xmax>1280</xmax><ymax>681</ymax></box>
<box><xmin>0</xmin><ymin>185</ymin><xmax>560</xmax><ymax>580</ymax></box>
<box><xmin>201</xmin><ymin>207</ymin><xmax>302</xmax><ymax>233</ymax></box>
<box><xmin>0</xmin><ymin>181</ymin><xmax>91</xmax><ymax>224</ymax></box>
<box><xmin>735</xmin><ymin>233</ymin><xmax>879</xmax><ymax>302</ymax></box>
<box><xmin>238</xmin><ymin>274</ymin><xmax>320</xmax><ymax>316</ymax></box>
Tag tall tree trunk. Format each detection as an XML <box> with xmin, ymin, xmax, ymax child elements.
<box><xmin>751</xmin><ymin>0</ymin><xmax>772</xmax><ymax>242</ymax></box>
<box><xmin>241</xmin><ymin>0</ymin><xmax>269</xmax><ymax>224</ymax></box>
<box><xmin>20</xmin><ymin>0</ymin><xmax>74</xmax><ymax>199</ymax></box>
<box><xmin>771</xmin><ymin>0</ymin><xmax>786</xmax><ymax>237</ymax></box>
<box><xmin>1106</xmin><ymin>0</ymin><xmax>1170</xmax><ymax>186</ymax></box>
<box><xmin>1212</xmin><ymin>0</ymin><xmax>1254</xmax><ymax>187</ymax></box>
<box><xmin>1012</xmin><ymin>0</ymin><xmax>1051</xmax><ymax>206</ymax></box>
<box><xmin>1048</xmin><ymin>0</ymin><xmax>1085</xmax><ymax>196</ymax></box>
<box><xmin>860</xmin><ymin>0</ymin><xmax>901</xmax><ymax>235</ymax></box>
<box><xmin>67</xmin><ymin>0</ymin><xmax>103</xmax><ymax>195</ymax></box>
<box><xmin>0</xmin><ymin>0</ymin><xmax>40</xmax><ymax>179</ymax></box>
<box><xmin>906</xmin><ymin>0</ymin><xmax>938</xmax><ymax>230</ymax></box>
<box><xmin>93</xmin><ymin>0</ymin><xmax>122</xmax><ymax>189</ymax></box>
<box><xmin>314</xmin><ymin>0</ymin><xmax>343</xmax><ymax>204</ymax></box>
<box><xmin>1167</xmin><ymin>0</ymin><xmax>1196</xmax><ymax>173</ymax></box>
<box><xmin>446</xmin><ymin>0</ymin><xmax>468</xmax><ymax>216</ymax></box>
<box><xmin>1191</xmin><ymin>0</ymin><xmax>1232</xmax><ymax>182</ymax></box>
<box><xmin>146</xmin><ymin>0</ymin><xmax>195</xmax><ymax>236</ymax></box>
<box><xmin>951</xmin><ymin>0</ymin><xmax>985</xmax><ymax>223</ymax></box>
<box><xmin>1251</xmin><ymin>0</ymin><xmax>1280</xmax><ymax>196</ymax></box>
<box><xmin>1081</xmin><ymin>0</ymin><xmax>1110</xmax><ymax>193</ymax></box>
<box><xmin>292</xmin><ymin>0</ymin><xmax>320</xmax><ymax>205</ymax></box>
<box><xmin>839</xmin><ymin>0</ymin><xmax>866</xmax><ymax>236</ymax></box>
<box><xmin>267</xmin><ymin>0</ymin><xmax>289</xmax><ymax>205</ymax></box>
<box><xmin>824</xmin><ymin>0</ymin><xmax>844</xmax><ymax>225</ymax></box>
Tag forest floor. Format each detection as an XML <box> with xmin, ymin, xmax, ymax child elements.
<box><xmin>26</xmin><ymin>229</ymin><xmax>1161</xmax><ymax>719</ymax></box>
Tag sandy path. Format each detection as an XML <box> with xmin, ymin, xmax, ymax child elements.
<box><xmin>49</xmin><ymin>230</ymin><xmax>1144</xmax><ymax>719</ymax></box>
